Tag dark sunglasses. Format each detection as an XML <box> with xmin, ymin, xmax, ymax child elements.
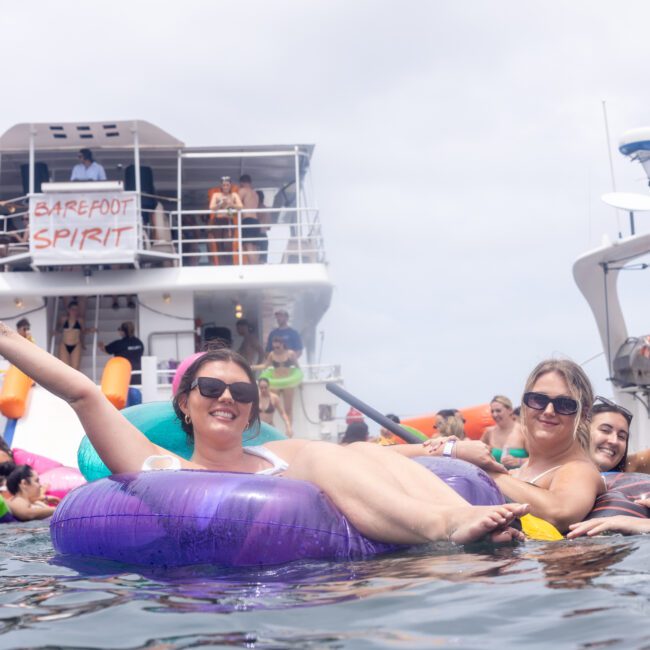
<box><xmin>593</xmin><ymin>395</ymin><xmax>633</xmax><ymax>423</ymax></box>
<box><xmin>190</xmin><ymin>377</ymin><xmax>257</xmax><ymax>403</ymax></box>
<box><xmin>522</xmin><ymin>392</ymin><xmax>579</xmax><ymax>416</ymax></box>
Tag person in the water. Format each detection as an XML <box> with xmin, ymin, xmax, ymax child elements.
<box><xmin>427</xmin><ymin>360</ymin><xmax>604</xmax><ymax>534</ymax></box>
<box><xmin>5</xmin><ymin>465</ymin><xmax>58</xmax><ymax>521</ymax></box>
<box><xmin>481</xmin><ymin>395</ymin><xmax>527</xmax><ymax>468</ymax></box>
<box><xmin>568</xmin><ymin>397</ymin><xmax>650</xmax><ymax>538</ymax></box>
<box><xmin>0</xmin><ymin>322</ymin><xmax>527</xmax><ymax>546</ymax></box>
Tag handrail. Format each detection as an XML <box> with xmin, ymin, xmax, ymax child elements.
<box><xmin>147</xmin><ymin>330</ymin><xmax>195</xmax><ymax>360</ymax></box>
<box><xmin>91</xmin><ymin>294</ymin><xmax>100</xmax><ymax>383</ymax></box>
<box><xmin>49</xmin><ymin>298</ymin><xmax>59</xmax><ymax>355</ymax></box>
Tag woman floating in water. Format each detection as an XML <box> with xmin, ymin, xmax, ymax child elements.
<box><xmin>569</xmin><ymin>397</ymin><xmax>650</xmax><ymax>537</ymax></box>
<box><xmin>0</xmin><ymin>322</ymin><xmax>527</xmax><ymax>546</ymax></box>
<box><xmin>481</xmin><ymin>395</ymin><xmax>527</xmax><ymax>468</ymax></box>
<box><xmin>426</xmin><ymin>360</ymin><xmax>603</xmax><ymax>534</ymax></box>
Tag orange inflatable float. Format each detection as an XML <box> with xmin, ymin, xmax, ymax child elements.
<box><xmin>101</xmin><ymin>357</ymin><xmax>132</xmax><ymax>410</ymax></box>
<box><xmin>401</xmin><ymin>404</ymin><xmax>495</xmax><ymax>441</ymax></box>
<box><xmin>0</xmin><ymin>365</ymin><xmax>34</xmax><ymax>419</ymax></box>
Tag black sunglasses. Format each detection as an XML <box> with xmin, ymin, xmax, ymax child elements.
<box><xmin>190</xmin><ymin>377</ymin><xmax>257</xmax><ymax>403</ymax></box>
<box><xmin>522</xmin><ymin>392</ymin><xmax>579</xmax><ymax>416</ymax></box>
<box><xmin>593</xmin><ymin>395</ymin><xmax>633</xmax><ymax>423</ymax></box>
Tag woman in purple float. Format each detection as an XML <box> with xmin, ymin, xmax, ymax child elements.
<box><xmin>0</xmin><ymin>322</ymin><xmax>527</xmax><ymax>546</ymax></box>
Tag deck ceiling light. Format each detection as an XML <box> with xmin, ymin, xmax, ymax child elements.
<box><xmin>162</xmin><ymin>293</ymin><xmax>171</xmax><ymax>304</ymax></box>
<box><xmin>14</xmin><ymin>298</ymin><xmax>23</xmax><ymax>309</ymax></box>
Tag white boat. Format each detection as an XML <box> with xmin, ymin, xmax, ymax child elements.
<box><xmin>574</xmin><ymin>127</ymin><xmax>650</xmax><ymax>451</ymax></box>
<box><xmin>0</xmin><ymin>119</ymin><xmax>343</xmax><ymax>465</ymax></box>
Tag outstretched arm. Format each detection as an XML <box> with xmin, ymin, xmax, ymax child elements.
<box><xmin>0</xmin><ymin>323</ymin><xmax>158</xmax><ymax>473</ymax></box>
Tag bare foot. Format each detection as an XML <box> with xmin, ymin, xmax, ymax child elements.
<box><xmin>448</xmin><ymin>503</ymin><xmax>529</xmax><ymax>545</ymax></box>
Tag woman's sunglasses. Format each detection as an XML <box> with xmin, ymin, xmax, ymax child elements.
<box><xmin>593</xmin><ymin>395</ymin><xmax>633</xmax><ymax>424</ymax></box>
<box><xmin>522</xmin><ymin>392</ymin><xmax>579</xmax><ymax>416</ymax></box>
<box><xmin>190</xmin><ymin>377</ymin><xmax>257</xmax><ymax>403</ymax></box>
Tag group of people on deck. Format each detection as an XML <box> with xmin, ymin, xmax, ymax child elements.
<box><xmin>2</xmin><ymin>310</ymin><xmax>649</xmax><ymax>541</ymax></box>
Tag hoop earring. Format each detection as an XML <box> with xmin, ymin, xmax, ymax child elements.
<box><xmin>185</xmin><ymin>414</ymin><xmax>191</xmax><ymax>425</ymax></box>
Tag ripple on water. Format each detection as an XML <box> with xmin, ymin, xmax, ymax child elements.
<box><xmin>0</xmin><ymin>523</ymin><xmax>648</xmax><ymax>648</ymax></box>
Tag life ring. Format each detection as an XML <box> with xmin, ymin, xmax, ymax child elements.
<box><xmin>77</xmin><ymin>401</ymin><xmax>287</xmax><ymax>482</ymax></box>
<box><xmin>587</xmin><ymin>472</ymin><xmax>650</xmax><ymax>520</ymax></box>
<box><xmin>50</xmin><ymin>456</ymin><xmax>504</xmax><ymax>567</ymax></box>
<box><xmin>259</xmin><ymin>367</ymin><xmax>303</xmax><ymax>390</ymax></box>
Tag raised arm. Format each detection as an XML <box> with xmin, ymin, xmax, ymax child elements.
<box><xmin>490</xmin><ymin>461</ymin><xmax>602</xmax><ymax>532</ymax></box>
<box><xmin>0</xmin><ymin>323</ymin><xmax>158</xmax><ymax>473</ymax></box>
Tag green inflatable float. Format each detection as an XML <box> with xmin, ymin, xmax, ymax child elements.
<box><xmin>78</xmin><ymin>401</ymin><xmax>287</xmax><ymax>481</ymax></box>
<box><xmin>259</xmin><ymin>367</ymin><xmax>303</xmax><ymax>390</ymax></box>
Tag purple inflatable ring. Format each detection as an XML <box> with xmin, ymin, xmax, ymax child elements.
<box><xmin>50</xmin><ymin>457</ymin><xmax>504</xmax><ymax>567</ymax></box>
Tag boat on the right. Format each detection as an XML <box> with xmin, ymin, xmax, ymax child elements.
<box><xmin>574</xmin><ymin>127</ymin><xmax>650</xmax><ymax>451</ymax></box>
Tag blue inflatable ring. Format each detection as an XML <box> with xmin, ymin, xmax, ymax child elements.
<box><xmin>77</xmin><ymin>401</ymin><xmax>286</xmax><ymax>482</ymax></box>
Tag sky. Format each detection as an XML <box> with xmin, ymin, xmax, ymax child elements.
<box><xmin>2</xmin><ymin>0</ymin><xmax>650</xmax><ymax>420</ymax></box>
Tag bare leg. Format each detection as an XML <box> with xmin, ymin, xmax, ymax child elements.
<box><xmin>70</xmin><ymin>344</ymin><xmax>82</xmax><ymax>371</ymax></box>
<box><xmin>284</xmin><ymin>442</ymin><xmax>527</xmax><ymax>545</ymax></box>
<box><xmin>58</xmin><ymin>342</ymin><xmax>71</xmax><ymax>367</ymax></box>
<box><xmin>345</xmin><ymin>441</ymin><xmax>467</xmax><ymax>506</ymax></box>
<box><xmin>281</xmin><ymin>387</ymin><xmax>294</xmax><ymax>422</ymax></box>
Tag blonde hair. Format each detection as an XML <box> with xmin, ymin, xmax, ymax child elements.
<box><xmin>521</xmin><ymin>359</ymin><xmax>593</xmax><ymax>450</ymax></box>
<box><xmin>491</xmin><ymin>395</ymin><xmax>513</xmax><ymax>411</ymax></box>
<box><xmin>437</xmin><ymin>414</ymin><xmax>466</xmax><ymax>439</ymax></box>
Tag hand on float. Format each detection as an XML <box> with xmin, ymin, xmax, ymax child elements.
<box><xmin>500</xmin><ymin>452</ymin><xmax>521</xmax><ymax>469</ymax></box>
<box><xmin>633</xmin><ymin>495</ymin><xmax>650</xmax><ymax>508</ymax></box>
<box><xmin>423</xmin><ymin>436</ymin><xmax>458</xmax><ymax>455</ymax></box>
<box><xmin>567</xmin><ymin>516</ymin><xmax>650</xmax><ymax>538</ymax></box>
<box><xmin>454</xmin><ymin>440</ymin><xmax>508</xmax><ymax>474</ymax></box>
<box><xmin>43</xmin><ymin>494</ymin><xmax>61</xmax><ymax>506</ymax></box>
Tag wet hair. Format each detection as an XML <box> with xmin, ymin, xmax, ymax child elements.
<box><xmin>172</xmin><ymin>348</ymin><xmax>260</xmax><ymax>440</ymax></box>
<box><xmin>6</xmin><ymin>465</ymin><xmax>33</xmax><ymax>496</ymax></box>
<box><xmin>79</xmin><ymin>148</ymin><xmax>93</xmax><ymax>162</ymax></box>
<box><xmin>258</xmin><ymin>377</ymin><xmax>270</xmax><ymax>388</ymax></box>
<box><xmin>239</xmin><ymin>174</ymin><xmax>252</xmax><ymax>184</ymax></box>
<box><xmin>521</xmin><ymin>359</ymin><xmax>593</xmax><ymax>451</ymax></box>
<box><xmin>591</xmin><ymin>404</ymin><xmax>630</xmax><ymax>472</ymax></box>
<box><xmin>436</xmin><ymin>409</ymin><xmax>457</xmax><ymax>419</ymax></box>
<box><xmin>0</xmin><ymin>461</ymin><xmax>16</xmax><ymax>478</ymax></box>
<box><xmin>437</xmin><ymin>414</ymin><xmax>465</xmax><ymax>439</ymax></box>
<box><xmin>16</xmin><ymin>318</ymin><xmax>30</xmax><ymax>330</ymax></box>
<box><xmin>120</xmin><ymin>321</ymin><xmax>135</xmax><ymax>337</ymax></box>
<box><xmin>341</xmin><ymin>421</ymin><xmax>369</xmax><ymax>444</ymax></box>
<box><xmin>385</xmin><ymin>413</ymin><xmax>400</xmax><ymax>424</ymax></box>
<box><xmin>491</xmin><ymin>395</ymin><xmax>513</xmax><ymax>410</ymax></box>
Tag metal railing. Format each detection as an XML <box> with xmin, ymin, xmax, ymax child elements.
<box><xmin>0</xmin><ymin>197</ymin><xmax>325</xmax><ymax>269</ymax></box>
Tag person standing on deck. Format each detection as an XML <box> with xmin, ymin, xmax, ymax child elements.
<box><xmin>70</xmin><ymin>149</ymin><xmax>107</xmax><ymax>182</ymax></box>
<box><xmin>265</xmin><ymin>309</ymin><xmax>303</xmax><ymax>358</ymax></box>
<box><xmin>99</xmin><ymin>322</ymin><xmax>144</xmax><ymax>385</ymax></box>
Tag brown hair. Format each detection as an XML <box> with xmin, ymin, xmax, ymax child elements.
<box><xmin>491</xmin><ymin>395</ymin><xmax>513</xmax><ymax>410</ymax></box>
<box><xmin>437</xmin><ymin>414</ymin><xmax>466</xmax><ymax>439</ymax></box>
<box><xmin>521</xmin><ymin>359</ymin><xmax>593</xmax><ymax>450</ymax></box>
<box><xmin>172</xmin><ymin>348</ymin><xmax>260</xmax><ymax>440</ymax></box>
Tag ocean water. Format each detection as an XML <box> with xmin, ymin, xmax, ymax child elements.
<box><xmin>0</xmin><ymin>522</ymin><xmax>649</xmax><ymax>649</ymax></box>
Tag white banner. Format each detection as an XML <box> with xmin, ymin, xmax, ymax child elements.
<box><xmin>29</xmin><ymin>191</ymin><xmax>139</xmax><ymax>264</ymax></box>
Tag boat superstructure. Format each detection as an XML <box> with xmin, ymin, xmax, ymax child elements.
<box><xmin>0</xmin><ymin>120</ymin><xmax>342</xmax><ymax>441</ymax></box>
<box><xmin>574</xmin><ymin>127</ymin><xmax>650</xmax><ymax>451</ymax></box>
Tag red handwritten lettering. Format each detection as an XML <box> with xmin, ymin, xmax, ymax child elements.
<box><xmin>33</xmin><ymin>228</ymin><xmax>52</xmax><ymax>249</ymax></box>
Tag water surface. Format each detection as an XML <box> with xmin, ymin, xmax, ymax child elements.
<box><xmin>0</xmin><ymin>522</ymin><xmax>648</xmax><ymax>649</ymax></box>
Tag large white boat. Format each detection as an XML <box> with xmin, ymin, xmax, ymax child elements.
<box><xmin>0</xmin><ymin>119</ymin><xmax>343</xmax><ymax>464</ymax></box>
<box><xmin>574</xmin><ymin>127</ymin><xmax>650</xmax><ymax>451</ymax></box>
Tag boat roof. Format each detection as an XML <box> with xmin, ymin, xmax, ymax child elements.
<box><xmin>0</xmin><ymin>120</ymin><xmax>185</xmax><ymax>152</ymax></box>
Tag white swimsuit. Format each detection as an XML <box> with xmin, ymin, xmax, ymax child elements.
<box><xmin>141</xmin><ymin>445</ymin><xmax>288</xmax><ymax>476</ymax></box>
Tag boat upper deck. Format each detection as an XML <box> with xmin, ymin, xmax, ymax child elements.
<box><xmin>0</xmin><ymin>120</ymin><xmax>325</xmax><ymax>290</ymax></box>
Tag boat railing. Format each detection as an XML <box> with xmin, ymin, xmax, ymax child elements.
<box><xmin>0</xmin><ymin>198</ymin><xmax>325</xmax><ymax>269</ymax></box>
<box><xmin>155</xmin><ymin>362</ymin><xmax>342</xmax><ymax>387</ymax></box>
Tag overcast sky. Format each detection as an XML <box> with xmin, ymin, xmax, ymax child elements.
<box><xmin>3</xmin><ymin>0</ymin><xmax>650</xmax><ymax>420</ymax></box>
